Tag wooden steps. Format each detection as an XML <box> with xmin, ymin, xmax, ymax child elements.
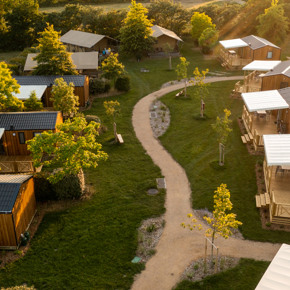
<box><xmin>271</xmin><ymin>216</ymin><xmax>290</xmax><ymax>226</ymax></box>
<box><xmin>241</xmin><ymin>133</ymin><xmax>253</xmax><ymax>144</ymax></box>
<box><xmin>255</xmin><ymin>193</ymin><xmax>270</xmax><ymax>208</ymax></box>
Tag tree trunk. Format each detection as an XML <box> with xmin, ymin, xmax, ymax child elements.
<box><xmin>113</xmin><ymin>122</ymin><xmax>117</xmax><ymax>143</ymax></box>
<box><xmin>184</xmin><ymin>80</ymin><xmax>187</xmax><ymax>97</ymax></box>
<box><xmin>219</xmin><ymin>143</ymin><xmax>225</xmax><ymax>166</ymax></box>
<box><xmin>211</xmin><ymin>233</ymin><xmax>215</xmax><ymax>263</ymax></box>
<box><xmin>169</xmin><ymin>55</ymin><xmax>172</xmax><ymax>70</ymax></box>
<box><xmin>200</xmin><ymin>99</ymin><xmax>204</xmax><ymax>118</ymax></box>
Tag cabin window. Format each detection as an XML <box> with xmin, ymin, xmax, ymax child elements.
<box><xmin>33</xmin><ymin>132</ymin><xmax>41</xmax><ymax>137</ymax></box>
<box><xmin>18</xmin><ymin>132</ymin><xmax>26</xmax><ymax>144</ymax></box>
<box><xmin>267</xmin><ymin>51</ymin><xmax>273</xmax><ymax>59</ymax></box>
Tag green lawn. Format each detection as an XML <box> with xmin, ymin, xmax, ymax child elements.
<box><xmin>159</xmin><ymin>81</ymin><xmax>290</xmax><ymax>243</ymax></box>
<box><xmin>174</xmin><ymin>259</ymin><xmax>269</xmax><ymax>290</ymax></box>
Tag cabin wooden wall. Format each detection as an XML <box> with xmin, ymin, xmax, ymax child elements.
<box><xmin>240</xmin><ymin>46</ymin><xmax>253</xmax><ymax>60</ymax></box>
<box><xmin>12</xmin><ymin>178</ymin><xmax>36</xmax><ymax>245</ymax></box>
<box><xmin>92</xmin><ymin>38</ymin><xmax>110</xmax><ymax>52</ymax></box>
<box><xmin>262</xmin><ymin>75</ymin><xmax>290</xmax><ymax>90</ymax></box>
<box><xmin>153</xmin><ymin>36</ymin><xmax>178</xmax><ymax>52</ymax></box>
<box><xmin>253</xmin><ymin>46</ymin><xmax>281</xmax><ymax>61</ymax></box>
<box><xmin>0</xmin><ymin>213</ymin><xmax>17</xmax><ymax>248</ymax></box>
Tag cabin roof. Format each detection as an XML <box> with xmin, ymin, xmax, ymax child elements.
<box><xmin>13</xmin><ymin>85</ymin><xmax>47</xmax><ymax>100</ymax></box>
<box><xmin>241</xmin><ymin>90</ymin><xmax>289</xmax><ymax>112</ymax></box>
<box><xmin>61</xmin><ymin>30</ymin><xmax>112</xmax><ymax>48</ymax></box>
<box><xmin>263</xmin><ymin>60</ymin><xmax>290</xmax><ymax>77</ymax></box>
<box><xmin>256</xmin><ymin>243</ymin><xmax>290</xmax><ymax>290</ymax></box>
<box><xmin>242</xmin><ymin>60</ymin><xmax>281</xmax><ymax>71</ymax></box>
<box><xmin>24</xmin><ymin>52</ymin><xmax>99</xmax><ymax>71</ymax></box>
<box><xmin>151</xmin><ymin>25</ymin><xmax>183</xmax><ymax>42</ymax></box>
<box><xmin>0</xmin><ymin>111</ymin><xmax>60</xmax><ymax>131</ymax></box>
<box><xmin>219</xmin><ymin>38</ymin><xmax>248</xmax><ymax>49</ymax></box>
<box><xmin>279</xmin><ymin>87</ymin><xmax>290</xmax><ymax>105</ymax></box>
<box><xmin>263</xmin><ymin>135</ymin><xmax>290</xmax><ymax>166</ymax></box>
<box><xmin>0</xmin><ymin>175</ymin><xmax>32</xmax><ymax>213</ymax></box>
<box><xmin>14</xmin><ymin>75</ymin><xmax>86</xmax><ymax>87</ymax></box>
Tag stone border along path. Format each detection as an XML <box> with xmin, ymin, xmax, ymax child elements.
<box><xmin>132</xmin><ymin>76</ymin><xmax>281</xmax><ymax>290</ymax></box>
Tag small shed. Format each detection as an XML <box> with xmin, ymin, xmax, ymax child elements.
<box><xmin>60</xmin><ymin>30</ymin><xmax>118</xmax><ymax>53</ymax></box>
<box><xmin>261</xmin><ymin>60</ymin><xmax>290</xmax><ymax>91</ymax></box>
<box><xmin>256</xmin><ymin>243</ymin><xmax>290</xmax><ymax>289</ymax></box>
<box><xmin>13</xmin><ymin>75</ymin><xmax>89</xmax><ymax>107</ymax></box>
<box><xmin>24</xmin><ymin>52</ymin><xmax>99</xmax><ymax>76</ymax></box>
<box><xmin>0</xmin><ymin>175</ymin><xmax>36</xmax><ymax>249</ymax></box>
<box><xmin>151</xmin><ymin>25</ymin><xmax>183</xmax><ymax>52</ymax></box>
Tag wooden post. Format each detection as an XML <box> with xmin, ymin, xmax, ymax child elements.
<box><xmin>215</xmin><ymin>247</ymin><xmax>219</xmax><ymax>273</ymax></box>
<box><xmin>219</xmin><ymin>143</ymin><xmax>225</xmax><ymax>166</ymax></box>
<box><xmin>113</xmin><ymin>122</ymin><xmax>117</xmax><ymax>143</ymax></box>
<box><xmin>204</xmin><ymin>237</ymin><xmax>207</xmax><ymax>274</ymax></box>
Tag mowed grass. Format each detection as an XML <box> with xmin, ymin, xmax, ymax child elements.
<box><xmin>174</xmin><ymin>259</ymin><xmax>269</xmax><ymax>290</ymax></box>
<box><xmin>159</xmin><ymin>81</ymin><xmax>290</xmax><ymax>243</ymax></box>
<box><xmin>0</xmin><ymin>43</ymin><xmax>226</xmax><ymax>288</ymax></box>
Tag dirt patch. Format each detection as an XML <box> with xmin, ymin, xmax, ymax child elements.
<box><xmin>150</xmin><ymin>100</ymin><xmax>170</xmax><ymax>138</ymax></box>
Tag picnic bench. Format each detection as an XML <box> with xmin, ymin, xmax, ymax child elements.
<box><xmin>175</xmin><ymin>90</ymin><xmax>184</xmax><ymax>97</ymax></box>
<box><xmin>116</xmin><ymin>133</ymin><xmax>124</xmax><ymax>144</ymax></box>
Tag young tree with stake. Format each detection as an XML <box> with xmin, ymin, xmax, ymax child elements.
<box><xmin>104</xmin><ymin>100</ymin><xmax>120</xmax><ymax>142</ymax></box>
<box><xmin>175</xmin><ymin>57</ymin><xmax>189</xmax><ymax>97</ymax></box>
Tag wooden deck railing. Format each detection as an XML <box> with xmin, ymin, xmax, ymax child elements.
<box><xmin>219</xmin><ymin>49</ymin><xmax>251</xmax><ymax>68</ymax></box>
<box><xmin>0</xmin><ymin>156</ymin><xmax>40</xmax><ymax>173</ymax></box>
<box><xmin>270</xmin><ymin>191</ymin><xmax>290</xmax><ymax>221</ymax></box>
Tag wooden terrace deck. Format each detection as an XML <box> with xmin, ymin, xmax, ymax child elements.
<box><xmin>0</xmin><ymin>155</ymin><xmax>36</xmax><ymax>173</ymax></box>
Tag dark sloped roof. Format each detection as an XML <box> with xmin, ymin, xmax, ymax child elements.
<box><xmin>241</xmin><ymin>35</ymin><xmax>280</xmax><ymax>50</ymax></box>
<box><xmin>263</xmin><ymin>61</ymin><xmax>290</xmax><ymax>77</ymax></box>
<box><xmin>0</xmin><ymin>175</ymin><xmax>32</xmax><ymax>213</ymax></box>
<box><xmin>0</xmin><ymin>112</ymin><xmax>59</xmax><ymax>130</ymax></box>
<box><xmin>13</xmin><ymin>75</ymin><xmax>86</xmax><ymax>87</ymax></box>
<box><xmin>279</xmin><ymin>87</ymin><xmax>290</xmax><ymax>106</ymax></box>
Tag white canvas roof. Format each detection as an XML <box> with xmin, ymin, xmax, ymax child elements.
<box><xmin>0</xmin><ymin>128</ymin><xmax>4</xmax><ymax>139</ymax></box>
<box><xmin>24</xmin><ymin>52</ymin><xmax>98</xmax><ymax>71</ymax></box>
<box><xmin>151</xmin><ymin>25</ymin><xmax>183</xmax><ymax>42</ymax></box>
<box><xmin>219</xmin><ymin>38</ymin><xmax>248</xmax><ymax>49</ymax></box>
<box><xmin>241</xmin><ymin>90</ymin><xmax>289</xmax><ymax>112</ymax></box>
<box><xmin>13</xmin><ymin>85</ymin><xmax>47</xmax><ymax>100</ymax></box>
<box><xmin>243</xmin><ymin>61</ymin><xmax>281</xmax><ymax>71</ymax></box>
<box><xmin>256</xmin><ymin>244</ymin><xmax>290</xmax><ymax>290</ymax></box>
<box><xmin>263</xmin><ymin>135</ymin><xmax>290</xmax><ymax>166</ymax></box>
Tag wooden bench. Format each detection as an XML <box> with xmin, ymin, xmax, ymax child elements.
<box><xmin>241</xmin><ymin>136</ymin><xmax>247</xmax><ymax>144</ymax></box>
<box><xmin>244</xmin><ymin>134</ymin><xmax>250</xmax><ymax>143</ymax></box>
<box><xmin>248</xmin><ymin>133</ymin><xmax>253</xmax><ymax>141</ymax></box>
<box><xmin>175</xmin><ymin>90</ymin><xmax>184</xmax><ymax>97</ymax></box>
<box><xmin>255</xmin><ymin>195</ymin><xmax>261</xmax><ymax>208</ymax></box>
<box><xmin>116</xmin><ymin>133</ymin><xmax>124</xmax><ymax>144</ymax></box>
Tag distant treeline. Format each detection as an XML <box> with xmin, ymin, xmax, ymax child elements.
<box><xmin>38</xmin><ymin>0</ymin><xmax>141</xmax><ymax>7</ymax></box>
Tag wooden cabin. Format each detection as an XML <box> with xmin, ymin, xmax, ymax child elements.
<box><xmin>151</xmin><ymin>25</ymin><xmax>183</xmax><ymax>53</ymax></box>
<box><xmin>24</xmin><ymin>52</ymin><xmax>98</xmax><ymax>76</ymax></box>
<box><xmin>14</xmin><ymin>75</ymin><xmax>89</xmax><ymax>107</ymax></box>
<box><xmin>0</xmin><ymin>111</ymin><xmax>62</xmax><ymax>173</ymax></box>
<box><xmin>0</xmin><ymin>175</ymin><xmax>36</xmax><ymax>249</ymax></box>
<box><xmin>219</xmin><ymin>35</ymin><xmax>281</xmax><ymax>70</ymax></box>
<box><xmin>241</xmin><ymin>88</ymin><xmax>290</xmax><ymax>150</ymax></box>
<box><xmin>260</xmin><ymin>135</ymin><xmax>290</xmax><ymax>225</ymax></box>
<box><xmin>60</xmin><ymin>30</ymin><xmax>118</xmax><ymax>53</ymax></box>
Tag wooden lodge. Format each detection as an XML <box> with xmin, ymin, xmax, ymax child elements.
<box><xmin>219</xmin><ymin>35</ymin><xmax>281</xmax><ymax>70</ymax></box>
<box><xmin>60</xmin><ymin>30</ymin><xmax>118</xmax><ymax>53</ymax></box>
<box><xmin>241</xmin><ymin>87</ymin><xmax>290</xmax><ymax>151</ymax></box>
<box><xmin>0</xmin><ymin>175</ymin><xmax>36</xmax><ymax>249</ymax></box>
<box><xmin>14</xmin><ymin>75</ymin><xmax>89</xmax><ymax>107</ymax></box>
<box><xmin>260</xmin><ymin>135</ymin><xmax>290</xmax><ymax>225</ymax></box>
<box><xmin>151</xmin><ymin>25</ymin><xmax>183</xmax><ymax>54</ymax></box>
<box><xmin>0</xmin><ymin>111</ymin><xmax>62</xmax><ymax>173</ymax></box>
<box><xmin>24</xmin><ymin>52</ymin><xmax>99</xmax><ymax>76</ymax></box>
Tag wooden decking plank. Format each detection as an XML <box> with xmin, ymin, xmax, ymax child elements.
<box><xmin>260</xmin><ymin>193</ymin><xmax>266</xmax><ymax>207</ymax></box>
<box><xmin>265</xmin><ymin>192</ymin><xmax>270</xmax><ymax>205</ymax></box>
<box><xmin>241</xmin><ymin>136</ymin><xmax>247</xmax><ymax>144</ymax></box>
<box><xmin>248</xmin><ymin>133</ymin><xmax>253</xmax><ymax>140</ymax></box>
<box><xmin>244</xmin><ymin>134</ymin><xmax>250</xmax><ymax>143</ymax></box>
<box><xmin>255</xmin><ymin>195</ymin><xmax>261</xmax><ymax>208</ymax></box>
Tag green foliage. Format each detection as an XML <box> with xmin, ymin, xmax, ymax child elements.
<box><xmin>256</xmin><ymin>0</ymin><xmax>289</xmax><ymax>44</ymax></box>
<box><xmin>120</xmin><ymin>0</ymin><xmax>155</xmax><ymax>59</ymax></box>
<box><xmin>101</xmin><ymin>53</ymin><xmax>125</xmax><ymax>84</ymax></box>
<box><xmin>212</xmin><ymin>109</ymin><xmax>232</xmax><ymax>145</ymax></box>
<box><xmin>176</xmin><ymin>57</ymin><xmax>189</xmax><ymax>96</ymax></box>
<box><xmin>115</xmin><ymin>75</ymin><xmax>130</xmax><ymax>92</ymax></box>
<box><xmin>27</xmin><ymin>115</ymin><xmax>108</xmax><ymax>183</ymax></box>
<box><xmin>34</xmin><ymin>172</ymin><xmax>57</xmax><ymax>201</ymax></box>
<box><xmin>89</xmin><ymin>78</ymin><xmax>111</xmax><ymax>94</ymax></box>
<box><xmin>198</xmin><ymin>27</ymin><xmax>219</xmax><ymax>54</ymax></box>
<box><xmin>1</xmin><ymin>286</ymin><xmax>36</xmax><ymax>290</ymax></box>
<box><xmin>104</xmin><ymin>100</ymin><xmax>120</xmax><ymax>123</ymax></box>
<box><xmin>24</xmin><ymin>90</ymin><xmax>44</xmax><ymax>111</ymax></box>
<box><xmin>51</xmin><ymin>78</ymin><xmax>79</xmax><ymax>117</ymax></box>
<box><xmin>190</xmin><ymin>12</ymin><xmax>215</xmax><ymax>44</ymax></box>
<box><xmin>33</xmin><ymin>24</ymin><xmax>77</xmax><ymax>76</ymax></box>
<box><xmin>0</xmin><ymin>62</ymin><xmax>24</xmax><ymax>112</ymax></box>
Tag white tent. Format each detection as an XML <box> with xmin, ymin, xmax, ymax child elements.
<box><xmin>242</xmin><ymin>61</ymin><xmax>281</xmax><ymax>71</ymax></box>
<box><xmin>219</xmin><ymin>38</ymin><xmax>248</xmax><ymax>49</ymax></box>
<box><xmin>13</xmin><ymin>85</ymin><xmax>47</xmax><ymax>100</ymax></box>
<box><xmin>241</xmin><ymin>90</ymin><xmax>289</xmax><ymax>112</ymax></box>
<box><xmin>263</xmin><ymin>135</ymin><xmax>290</xmax><ymax>166</ymax></box>
<box><xmin>256</xmin><ymin>244</ymin><xmax>290</xmax><ymax>289</ymax></box>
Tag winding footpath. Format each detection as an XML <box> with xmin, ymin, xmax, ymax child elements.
<box><xmin>132</xmin><ymin>76</ymin><xmax>280</xmax><ymax>290</ymax></box>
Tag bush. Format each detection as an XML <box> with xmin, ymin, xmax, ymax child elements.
<box><xmin>115</xmin><ymin>75</ymin><xmax>130</xmax><ymax>92</ymax></box>
<box><xmin>89</xmin><ymin>78</ymin><xmax>111</xmax><ymax>94</ymax></box>
<box><xmin>34</xmin><ymin>172</ymin><xmax>57</xmax><ymax>201</ymax></box>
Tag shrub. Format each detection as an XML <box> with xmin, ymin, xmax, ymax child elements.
<box><xmin>115</xmin><ymin>75</ymin><xmax>130</xmax><ymax>92</ymax></box>
<box><xmin>89</xmin><ymin>78</ymin><xmax>111</xmax><ymax>94</ymax></box>
<box><xmin>34</xmin><ymin>172</ymin><xmax>57</xmax><ymax>201</ymax></box>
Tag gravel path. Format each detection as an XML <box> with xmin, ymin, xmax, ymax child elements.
<box><xmin>132</xmin><ymin>76</ymin><xmax>280</xmax><ymax>290</ymax></box>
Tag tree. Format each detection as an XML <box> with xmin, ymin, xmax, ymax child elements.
<box><xmin>198</xmin><ymin>27</ymin><xmax>219</xmax><ymax>54</ymax></box>
<box><xmin>33</xmin><ymin>24</ymin><xmax>77</xmax><ymax>76</ymax></box>
<box><xmin>51</xmin><ymin>78</ymin><xmax>79</xmax><ymax>118</ymax></box>
<box><xmin>191</xmin><ymin>67</ymin><xmax>209</xmax><ymax>118</ymax></box>
<box><xmin>256</xmin><ymin>0</ymin><xmax>289</xmax><ymax>44</ymax></box>
<box><xmin>164</xmin><ymin>43</ymin><xmax>174</xmax><ymax>70</ymax></box>
<box><xmin>27</xmin><ymin>115</ymin><xmax>108</xmax><ymax>184</ymax></box>
<box><xmin>101</xmin><ymin>53</ymin><xmax>125</xmax><ymax>85</ymax></box>
<box><xmin>182</xmin><ymin>184</ymin><xmax>242</xmax><ymax>261</ymax></box>
<box><xmin>175</xmin><ymin>57</ymin><xmax>189</xmax><ymax>97</ymax></box>
<box><xmin>190</xmin><ymin>12</ymin><xmax>215</xmax><ymax>44</ymax></box>
<box><xmin>24</xmin><ymin>90</ymin><xmax>43</xmax><ymax>111</ymax></box>
<box><xmin>120</xmin><ymin>0</ymin><xmax>154</xmax><ymax>59</ymax></box>
<box><xmin>0</xmin><ymin>62</ymin><xmax>24</xmax><ymax>112</ymax></box>
<box><xmin>211</xmin><ymin>109</ymin><xmax>232</xmax><ymax>166</ymax></box>
<box><xmin>104</xmin><ymin>100</ymin><xmax>120</xmax><ymax>142</ymax></box>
